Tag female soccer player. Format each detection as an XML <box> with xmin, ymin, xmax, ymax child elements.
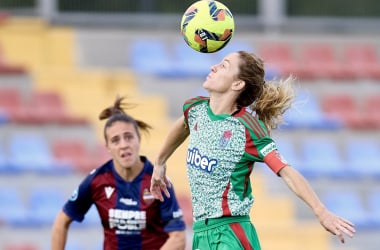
<box><xmin>51</xmin><ymin>96</ymin><xmax>186</xmax><ymax>250</ymax></box>
<box><xmin>150</xmin><ymin>51</ymin><xmax>356</xmax><ymax>249</ymax></box>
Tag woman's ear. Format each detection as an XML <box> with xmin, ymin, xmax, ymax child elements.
<box><xmin>232</xmin><ymin>80</ymin><xmax>245</xmax><ymax>91</ymax></box>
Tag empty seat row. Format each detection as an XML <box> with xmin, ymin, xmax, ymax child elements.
<box><xmin>0</xmin><ymin>134</ymin><xmax>110</xmax><ymax>175</ymax></box>
<box><xmin>128</xmin><ymin>39</ymin><xmax>380</xmax><ymax>81</ymax></box>
<box><xmin>280</xmin><ymin>90</ymin><xmax>380</xmax><ymax>130</ymax></box>
<box><xmin>258</xmin><ymin>42</ymin><xmax>380</xmax><ymax>80</ymax></box>
<box><xmin>0</xmin><ymin>186</ymin><xmax>100</xmax><ymax>227</ymax></box>
<box><xmin>322</xmin><ymin>189</ymin><xmax>380</xmax><ymax>229</ymax></box>
<box><xmin>275</xmin><ymin>137</ymin><xmax>380</xmax><ymax>179</ymax></box>
<box><xmin>0</xmin><ymin>88</ymin><xmax>89</xmax><ymax>125</ymax></box>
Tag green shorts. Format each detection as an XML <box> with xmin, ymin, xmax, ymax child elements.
<box><xmin>192</xmin><ymin>216</ymin><xmax>261</xmax><ymax>250</ymax></box>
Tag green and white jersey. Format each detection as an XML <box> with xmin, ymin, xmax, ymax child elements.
<box><xmin>183</xmin><ymin>97</ymin><xmax>287</xmax><ymax>222</ymax></box>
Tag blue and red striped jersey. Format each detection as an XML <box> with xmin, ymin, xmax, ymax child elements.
<box><xmin>63</xmin><ymin>156</ymin><xmax>186</xmax><ymax>250</ymax></box>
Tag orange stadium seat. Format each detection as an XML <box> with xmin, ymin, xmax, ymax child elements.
<box><xmin>0</xmin><ymin>45</ymin><xmax>27</xmax><ymax>75</ymax></box>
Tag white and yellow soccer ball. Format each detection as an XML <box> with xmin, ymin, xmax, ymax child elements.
<box><xmin>180</xmin><ymin>0</ymin><xmax>235</xmax><ymax>53</ymax></box>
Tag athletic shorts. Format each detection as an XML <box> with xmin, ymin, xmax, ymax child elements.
<box><xmin>192</xmin><ymin>216</ymin><xmax>261</xmax><ymax>250</ymax></box>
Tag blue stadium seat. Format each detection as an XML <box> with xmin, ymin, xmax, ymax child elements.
<box><xmin>299</xmin><ymin>138</ymin><xmax>346</xmax><ymax>178</ymax></box>
<box><xmin>171</xmin><ymin>39</ymin><xmax>218</xmax><ymax>78</ymax></box>
<box><xmin>344</xmin><ymin>138</ymin><xmax>380</xmax><ymax>178</ymax></box>
<box><xmin>28</xmin><ymin>187</ymin><xmax>66</xmax><ymax>226</ymax></box>
<box><xmin>128</xmin><ymin>39</ymin><xmax>174</xmax><ymax>77</ymax></box>
<box><xmin>322</xmin><ymin>191</ymin><xmax>371</xmax><ymax>229</ymax></box>
<box><xmin>0</xmin><ymin>144</ymin><xmax>11</xmax><ymax>173</ymax></box>
<box><xmin>274</xmin><ymin>138</ymin><xmax>302</xmax><ymax>169</ymax></box>
<box><xmin>280</xmin><ymin>89</ymin><xmax>342</xmax><ymax>130</ymax></box>
<box><xmin>7</xmin><ymin>133</ymin><xmax>70</xmax><ymax>174</ymax></box>
<box><xmin>0</xmin><ymin>187</ymin><xmax>29</xmax><ymax>226</ymax></box>
<box><xmin>367</xmin><ymin>190</ymin><xmax>380</xmax><ymax>228</ymax></box>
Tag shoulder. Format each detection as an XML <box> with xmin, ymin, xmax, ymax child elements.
<box><xmin>183</xmin><ymin>96</ymin><xmax>209</xmax><ymax>110</ymax></box>
<box><xmin>235</xmin><ymin>108</ymin><xmax>270</xmax><ymax>139</ymax></box>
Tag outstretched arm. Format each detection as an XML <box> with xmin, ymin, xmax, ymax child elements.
<box><xmin>51</xmin><ymin>210</ymin><xmax>73</xmax><ymax>250</ymax></box>
<box><xmin>278</xmin><ymin>165</ymin><xmax>356</xmax><ymax>243</ymax></box>
<box><xmin>151</xmin><ymin>116</ymin><xmax>189</xmax><ymax>201</ymax></box>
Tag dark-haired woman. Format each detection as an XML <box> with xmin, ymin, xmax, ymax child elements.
<box><xmin>52</xmin><ymin>96</ymin><xmax>186</xmax><ymax>250</ymax></box>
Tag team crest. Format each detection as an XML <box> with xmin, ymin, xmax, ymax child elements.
<box><xmin>220</xmin><ymin>130</ymin><xmax>232</xmax><ymax>148</ymax></box>
<box><xmin>142</xmin><ymin>188</ymin><xmax>155</xmax><ymax>206</ymax></box>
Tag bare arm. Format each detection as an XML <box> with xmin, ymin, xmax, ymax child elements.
<box><xmin>150</xmin><ymin>116</ymin><xmax>189</xmax><ymax>201</ymax></box>
<box><xmin>278</xmin><ymin>165</ymin><xmax>356</xmax><ymax>243</ymax></box>
<box><xmin>160</xmin><ymin>230</ymin><xmax>186</xmax><ymax>250</ymax></box>
<box><xmin>51</xmin><ymin>210</ymin><xmax>73</xmax><ymax>250</ymax></box>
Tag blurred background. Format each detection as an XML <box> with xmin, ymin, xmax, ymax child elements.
<box><xmin>0</xmin><ymin>0</ymin><xmax>379</xmax><ymax>249</ymax></box>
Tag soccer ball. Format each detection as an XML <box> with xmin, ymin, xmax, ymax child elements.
<box><xmin>180</xmin><ymin>0</ymin><xmax>234</xmax><ymax>53</ymax></box>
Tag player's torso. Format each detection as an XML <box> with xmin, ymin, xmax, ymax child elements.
<box><xmin>186</xmin><ymin>104</ymin><xmax>253</xmax><ymax>220</ymax></box>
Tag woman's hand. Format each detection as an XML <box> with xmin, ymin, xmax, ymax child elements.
<box><xmin>150</xmin><ymin>163</ymin><xmax>172</xmax><ymax>202</ymax></box>
<box><xmin>317</xmin><ymin>208</ymin><xmax>356</xmax><ymax>243</ymax></box>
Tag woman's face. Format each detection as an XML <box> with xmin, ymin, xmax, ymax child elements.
<box><xmin>105</xmin><ymin>121</ymin><xmax>141</xmax><ymax>171</ymax></box>
<box><xmin>203</xmin><ymin>52</ymin><xmax>241</xmax><ymax>93</ymax></box>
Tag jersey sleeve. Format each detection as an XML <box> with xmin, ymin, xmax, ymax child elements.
<box><xmin>159</xmin><ymin>185</ymin><xmax>186</xmax><ymax>232</ymax></box>
<box><xmin>63</xmin><ymin>171</ymin><xmax>95</xmax><ymax>222</ymax></box>
<box><xmin>256</xmin><ymin>137</ymin><xmax>288</xmax><ymax>175</ymax></box>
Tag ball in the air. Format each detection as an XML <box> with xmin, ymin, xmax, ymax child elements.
<box><xmin>180</xmin><ymin>0</ymin><xmax>234</xmax><ymax>53</ymax></box>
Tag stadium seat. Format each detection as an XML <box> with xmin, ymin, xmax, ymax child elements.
<box><xmin>321</xmin><ymin>94</ymin><xmax>363</xmax><ymax>129</ymax></box>
<box><xmin>52</xmin><ymin>139</ymin><xmax>93</xmax><ymax>173</ymax></box>
<box><xmin>128</xmin><ymin>39</ymin><xmax>174</xmax><ymax>77</ymax></box>
<box><xmin>0</xmin><ymin>144</ymin><xmax>11</xmax><ymax>173</ymax></box>
<box><xmin>14</xmin><ymin>90</ymin><xmax>89</xmax><ymax>125</ymax></box>
<box><xmin>171</xmin><ymin>39</ymin><xmax>218</xmax><ymax>78</ymax></box>
<box><xmin>322</xmin><ymin>191</ymin><xmax>371</xmax><ymax>229</ymax></box>
<box><xmin>28</xmin><ymin>187</ymin><xmax>66</xmax><ymax>226</ymax></box>
<box><xmin>361</xmin><ymin>94</ymin><xmax>380</xmax><ymax>129</ymax></box>
<box><xmin>367</xmin><ymin>190</ymin><xmax>380</xmax><ymax>228</ymax></box>
<box><xmin>7</xmin><ymin>133</ymin><xmax>70</xmax><ymax>174</ymax></box>
<box><xmin>274</xmin><ymin>138</ymin><xmax>302</xmax><ymax>169</ymax></box>
<box><xmin>342</xmin><ymin>43</ymin><xmax>380</xmax><ymax>80</ymax></box>
<box><xmin>0</xmin><ymin>87</ymin><xmax>23</xmax><ymax>121</ymax></box>
<box><xmin>257</xmin><ymin>42</ymin><xmax>299</xmax><ymax>79</ymax></box>
<box><xmin>297</xmin><ymin>43</ymin><xmax>348</xmax><ymax>80</ymax></box>
<box><xmin>0</xmin><ymin>187</ymin><xmax>29</xmax><ymax>226</ymax></box>
<box><xmin>3</xmin><ymin>243</ymin><xmax>38</xmax><ymax>250</ymax></box>
<box><xmin>280</xmin><ymin>90</ymin><xmax>342</xmax><ymax>130</ymax></box>
<box><xmin>299</xmin><ymin>138</ymin><xmax>345</xmax><ymax>178</ymax></box>
<box><xmin>344</xmin><ymin>138</ymin><xmax>380</xmax><ymax>178</ymax></box>
<box><xmin>0</xmin><ymin>46</ymin><xmax>27</xmax><ymax>75</ymax></box>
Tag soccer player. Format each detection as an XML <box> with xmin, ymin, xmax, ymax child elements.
<box><xmin>51</xmin><ymin>96</ymin><xmax>186</xmax><ymax>250</ymax></box>
<box><xmin>150</xmin><ymin>51</ymin><xmax>356</xmax><ymax>249</ymax></box>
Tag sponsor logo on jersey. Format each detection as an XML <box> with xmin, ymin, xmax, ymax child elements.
<box><xmin>69</xmin><ymin>188</ymin><xmax>78</xmax><ymax>201</ymax></box>
<box><xmin>108</xmin><ymin>208</ymin><xmax>146</xmax><ymax>234</ymax></box>
<box><xmin>260</xmin><ymin>142</ymin><xmax>276</xmax><ymax>157</ymax></box>
<box><xmin>173</xmin><ymin>209</ymin><xmax>183</xmax><ymax>218</ymax></box>
<box><xmin>220</xmin><ymin>130</ymin><xmax>232</xmax><ymax>148</ymax></box>
<box><xmin>120</xmin><ymin>198</ymin><xmax>138</xmax><ymax>206</ymax></box>
<box><xmin>142</xmin><ymin>189</ymin><xmax>155</xmax><ymax>206</ymax></box>
<box><xmin>187</xmin><ymin>147</ymin><xmax>218</xmax><ymax>173</ymax></box>
<box><xmin>105</xmin><ymin>186</ymin><xmax>115</xmax><ymax>199</ymax></box>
